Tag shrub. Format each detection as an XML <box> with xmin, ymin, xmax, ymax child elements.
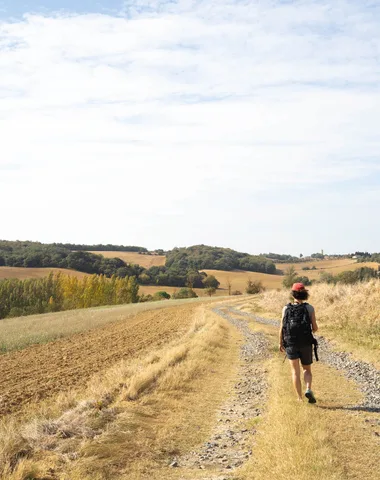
<box><xmin>172</xmin><ymin>288</ymin><xmax>198</xmax><ymax>299</ymax></box>
<box><xmin>246</xmin><ymin>280</ymin><xmax>265</xmax><ymax>294</ymax></box>
<box><xmin>205</xmin><ymin>287</ymin><xmax>216</xmax><ymax>297</ymax></box>
<box><xmin>139</xmin><ymin>294</ymin><xmax>154</xmax><ymax>303</ymax></box>
<box><xmin>153</xmin><ymin>291</ymin><xmax>171</xmax><ymax>301</ymax></box>
<box><xmin>203</xmin><ymin>275</ymin><xmax>220</xmax><ymax>289</ymax></box>
<box><xmin>231</xmin><ymin>290</ymin><xmax>242</xmax><ymax>296</ymax></box>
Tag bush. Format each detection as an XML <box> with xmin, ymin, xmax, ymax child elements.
<box><xmin>205</xmin><ymin>287</ymin><xmax>216</xmax><ymax>297</ymax></box>
<box><xmin>295</xmin><ymin>276</ymin><xmax>312</xmax><ymax>286</ymax></box>
<box><xmin>231</xmin><ymin>290</ymin><xmax>242</xmax><ymax>296</ymax></box>
<box><xmin>153</xmin><ymin>291</ymin><xmax>171</xmax><ymax>301</ymax></box>
<box><xmin>172</xmin><ymin>288</ymin><xmax>198</xmax><ymax>299</ymax></box>
<box><xmin>246</xmin><ymin>280</ymin><xmax>265</xmax><ymax>294</ymax></box>
<box><xmin>139</xmin><ymin>294</ymin><xmax>154</xmax><ymax>302</ymax></box>
<box><xmin>203</xmin><ymin>275</ymin><xmax>220</xmax><ymax>289</ymax></box>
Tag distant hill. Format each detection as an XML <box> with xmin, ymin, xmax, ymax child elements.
<box><xmin>166</xmin><ymin>245</ymin><xmax>276</xmax><ymax>274</ymax></box>
<box><xmin>88</xmin><ymin>251</ymin><xmax>166</xmax><ymax>269</ymax></box>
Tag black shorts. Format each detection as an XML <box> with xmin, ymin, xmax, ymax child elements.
<box><xmin>285</xmin><ymin>345</ymin><xmax>313</xmax><ymax>365</ymax></box>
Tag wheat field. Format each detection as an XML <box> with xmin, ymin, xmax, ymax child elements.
<box><xmin>0</xmin><ymin>267</ymin><xmax>87</xmax><ymax>280</ymax></box>
<box><xmin>88</xmin><ymin>251</ymin><xmax>166</xmax><ymax>268</ymax></box>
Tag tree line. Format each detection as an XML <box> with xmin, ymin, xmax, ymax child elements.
<box><xmin>52</xmin><ymin>243</ymin><xmax>148</xmax><ymax>252</ymax></box>
<box><xmin>356</xmin><ymin>252</ymin><xmax>380</xmax><ymax>263</ymax></box>
<box><xmin>0</xmin><ymin>273</ymin><xmax>139</xmax><ymax>319</ymax></box>
<box><xmin>282</xmin><ymin>265</ymin><xmax>379</xmax><ymax>288</ymax></box>
<box><xmin>165</xmin><ymin>245</ymin><xmax>276</xmax><ymax>274</ymax></box>
<box><xmin>0</xmin><ymin>241</ymin><xmax>221</xmax><ymax>289</ymax></box>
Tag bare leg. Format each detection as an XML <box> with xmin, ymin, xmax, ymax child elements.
<box><xmin>302</xmin><ymin>364</ymin><xmax>312</xmax><ymax>390</ymax></box>
<box><xmin>289</xmin><ymin>359</ymin><xmax>302</xmax><ymax>400</ymax></box>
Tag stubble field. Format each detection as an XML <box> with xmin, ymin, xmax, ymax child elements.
<box><xmin>88</xmin><ymin>251</ymin><xmax>166</xmax><ymax>268</ymax></box>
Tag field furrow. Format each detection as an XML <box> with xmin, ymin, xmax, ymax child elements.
<box><xmin>0</xmin><ymin>305</ymin><xmax>195</xmax><ymax>417</ymax></box>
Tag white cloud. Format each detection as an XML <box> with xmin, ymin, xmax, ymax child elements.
<box><xmin>0</xmin><ymin>1</ymin><xmax>380</xmax><ymax>253</ymax></box>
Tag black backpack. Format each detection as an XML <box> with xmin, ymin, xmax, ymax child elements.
<box><xmin>282</xmin><ymin>303</ymin><xmax>314</xmax><ymax>348</ymax></box>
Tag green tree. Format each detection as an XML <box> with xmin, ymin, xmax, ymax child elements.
<box><xmin>295</xmin><ymin>276</ymin><xmax>311</xmax><ymax>286</ymax></box>
<box><xmin>282</xmin><ymin>266</ymin><xmax>298</xmax><ymax>289</ymax></box>
<box><xmin>172</xmin><ymin>288</ymin><xmax>198</xmax><ymax>299</ymax></box>
<box><xmin>203</xmin><ymin>275</ymin><xmax>220</xmax><ymax>289</ymax></box>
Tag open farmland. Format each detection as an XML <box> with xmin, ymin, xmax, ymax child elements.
<box><xmin>202</xmin><ymin>269</ymin><xmax>284</xmax><ymax>291</ymax></box>
<box><xmin>88</xmin><ymin>250</ymin><xmax>166</xmax><ymax>268</ymax></box>
<box><xmin>0</xmin><ymin>258</ymin><xmax>378</xmax><ymax>296</ymax></box>
<box><xmin>0</xmin><ymin>301</ymin><xmax>217</xmax><ymax>417</ymax></box>
<box><xmin>278</xmin><ymin>259</ymin><xmax>379</xmax><ymax>281</ymax></box>
<box><xmin>1</xmin><ymin>293</ymin><xmax>379</xmax><ymax>480</ymax></box>
<box><xmin>0</xmin><ymin>267</ymin><xmax>87</xmax><ymax>280</ymax></box>
<box><xmin>0</xmin><ymin>298</ymin><xmax>220</xmax><ymax>354</ymax></box>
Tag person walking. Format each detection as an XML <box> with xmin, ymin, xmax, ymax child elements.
<box><xmin>279</xmin><ymin>282</ymin><xmax>318</xmax><ymax>403</ymax></box>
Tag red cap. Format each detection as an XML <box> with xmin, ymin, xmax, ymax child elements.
<box><xmin>292</xmin><ymin>282</ymin><xmax>306</xmax><ymax>291</ymax></box>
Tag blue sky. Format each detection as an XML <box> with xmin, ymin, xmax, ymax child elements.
<box><xmin>0</xmin><ymin>1</ymin><xmax>123</xmax><ymax>18</ymax></box>
<box><xmin>1</xmin><ymin>0</ymin><xmax>380</xmax><ymax>255</ymax></box>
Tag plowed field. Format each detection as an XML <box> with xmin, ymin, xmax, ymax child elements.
<box><xmin>0</xmin><ymin>305</ymin><xmax>196</xmax><ymax>417</ymax></box>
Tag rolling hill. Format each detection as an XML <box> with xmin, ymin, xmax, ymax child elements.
<box><xmin>1</xmin><ymin>258</ymin><xmax>378</xmax><ymax>295</ymax></box>
<box><xmin>0</xmin><ymin>266</ymin><xmax>87</xmax><ymax>280</ymax></box>
<box><xmin>88</xmin><ymin>251</ymin><xmax>166</xmax><ymax>268</ymax></box>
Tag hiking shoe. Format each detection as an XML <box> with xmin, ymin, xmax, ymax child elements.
<box><xmin>305</xmin><ymin>389</ymin><xmax>317</xmax><ymax>404</ymax></box>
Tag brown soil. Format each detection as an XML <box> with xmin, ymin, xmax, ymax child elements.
<box><xmin>0</xmin><ymin>305</ymin><xmax>195</xmax><ymax>417</ymax></box>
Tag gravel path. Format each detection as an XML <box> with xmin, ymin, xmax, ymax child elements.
<box><xmin>176</xmin><ymin>304</ymin><xmax>379</xmax><ymax>478</ymax></box>
<box><xmin>226</xmin><ymin>306</ymin><xmax>380</xmax><ymax>412</ymax></box>
<box><xmin>177</xmin><ymin>307</ymin><xmax>270</xmax><ymax>476</ymax></box>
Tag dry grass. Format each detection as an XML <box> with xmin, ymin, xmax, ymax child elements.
<box><xmin>238</xmin><ymin>355</ymin><xmax>379</xmax><ymax>480</ymax></box>
<box><xmin>0</xmin><ymin>267</ymin><xmax>87</xmax><ymax>280</ymax></box>
<box><xmin>245</xmin><ymin>280</ymin><xmax>380</xmax><ymax>367</ymax></box>
<box><xmin>0</xmin><ymin>307</ymin><xmax>240</xmax><ymax>480</ymax></box>
<box><xmin>88</xmin><ymin>251</ymin><xmax>166</xmax><ymax>268</ymax></box>
<box><xmin>0</xmin><ymin>297</ymin><xmax>219</xmax><ymax>353</ymax></box>
<box><xmin>279</xmin><ymin>258</ymin><xmax>360</xmax><ymax>271</ymax></box>
<box><xmin>203</xmin><ymin>260</ymin><xmax>378</xmax><ymax>292</ymax></box>
<box><xmin>202</xmin><ymin>269</ymin><xmax>283</xmax><ymax>292</ymax></box>
<box><xmin>234</xmin><ymin>316</ymin><xmax>380</xmax><ymax>480</ymax></box>
<box><xmin>279</xmin><ymin>259</ymin><xmax>379</xmax><ymax>281</ymax></box>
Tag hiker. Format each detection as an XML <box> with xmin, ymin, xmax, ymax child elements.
<box><xmin>279</xmin><ymin>282</ymin><xmax>319</xmax><ymax>403</ymax></box>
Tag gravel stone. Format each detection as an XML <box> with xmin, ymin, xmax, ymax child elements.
<box><xmin>178</xmin><ymin>306</ymin><xmax>270</xmax><ymax>474</ymax></box>
<box><xmin>226</xmin><ymin>306</ymin><xmax>380</xmax><ymax>412</ymax></box>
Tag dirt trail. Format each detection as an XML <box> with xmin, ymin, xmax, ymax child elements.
<box><xmin>228</xmin><ymin>306</ymin><xmax>380</xmax><ymax>411</ymax></box>
<box><xmin>175</xmin><ymin>304</ymin><xmax>380</xmax><ymax>480</ymax></box>
<box><xmin>0</xmin><ymin>305</ymin><xmax>196</xmax><ymax>417</ymax></box>
<box><xmin>176</xmin><ymin>306</ymin><xmax>270</xmax><ymax>477</ymax></box>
